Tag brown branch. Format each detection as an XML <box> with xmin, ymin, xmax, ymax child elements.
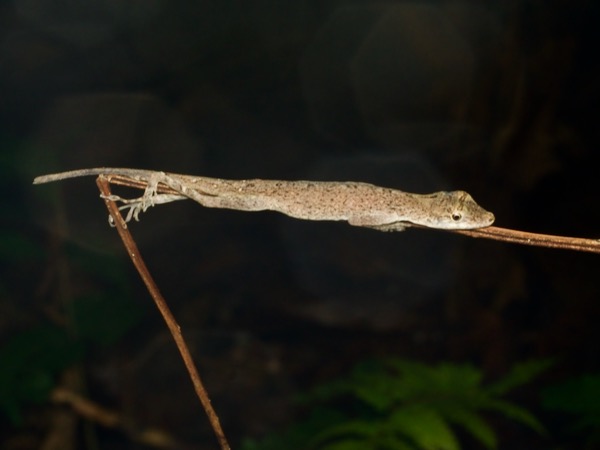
<box><xmin>448</xmin><ymin>225</ymin><xmax>600</xmax><ymax>254</ymax></box>
<box><xmin>95</xmin><ymin>176</ymin><xmax>230</xmax><ymax>450</ymax></box>
<box><xmin>104</xmin><ymin>173</ymin><xmax>600</xmax><ymax>254</ymax></box>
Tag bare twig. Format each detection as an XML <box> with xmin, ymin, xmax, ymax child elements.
<box><xmin>449</xmin><ymin>226</ymin><xmax>600</xmax><ymax>254</ymax></box>
<box><xmin>95</xmin><ymin>176</ymin><xmax>230</xmax><ymax>450</ymax></box>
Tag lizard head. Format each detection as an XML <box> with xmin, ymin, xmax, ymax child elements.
<box><xmin>426</xmin><ymin>191</ymin><xmax>495</xmax><ymax>230</ymax></box>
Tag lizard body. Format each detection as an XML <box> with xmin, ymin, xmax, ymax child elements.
<box><xmin>33</xmin><ymin>168</ymin><xmax>495</xmax><ymax>231</ymax></box>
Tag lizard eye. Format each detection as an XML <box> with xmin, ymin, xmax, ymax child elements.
<box><xmin>451</xmin><ymin>212</ymin><xmax>462</xmax><ymax>222</ymax></box>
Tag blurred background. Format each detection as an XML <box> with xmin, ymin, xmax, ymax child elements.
<box><xmin>1</xmin><ymin>1</ymin><xmax>600</xmax><ymax>449</ymax></box>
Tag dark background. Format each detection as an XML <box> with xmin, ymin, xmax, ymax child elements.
<box><xmin>1</xmin><ymin>1</ymin><xmax>599</xmax><ymax>449</ymax></box>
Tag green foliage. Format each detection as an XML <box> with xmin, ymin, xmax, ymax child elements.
<box><xmin>0</xmin><ymin>327</ymin><xmax>83</xmax><ymax>425</ymax></box>
<box><xmin>243</xmin><ymin>358</ymin><xmax>552</xmax><ymax>450</ymax></box>
<box><xmin>541</xmin><ymin>374</ymin><xmax>600</xmax><ymax>445</ymax></box>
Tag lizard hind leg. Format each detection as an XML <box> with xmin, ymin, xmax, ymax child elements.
<box><xmin>365</xmin><ymin>222</ymin><xmax>408</xmax><ymax>232</ymax></box>
<box><xmin>99</xmin><ymin>193</ymin><xmax>155</xmax><ymax>224</ymax></box>
<box><xmin>100</xmin><ymin>192</ymin><xmax>187</xmax><ymax>224</ymax></box>
<box><xmin>101</xmin><ymin>172</ymin><xmax>187</xmax><ymax>224</ymax></box>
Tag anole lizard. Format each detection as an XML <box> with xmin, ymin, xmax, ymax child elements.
<box><xmin>33</xmin><ymin>168</ymin><xmax>495</xmax><ymax>231</ymax></box>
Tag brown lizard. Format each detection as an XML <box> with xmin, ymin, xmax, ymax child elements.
<box><xmin>33</xmin><ymin>168</ymin><xmax>495</xmax><ymax>231</ymax></box>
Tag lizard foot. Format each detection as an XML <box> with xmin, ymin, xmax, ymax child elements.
<box><xmin>100</xmin><ymin>190</ymin><xmax>187</xmax><ymax>225</ymax></box>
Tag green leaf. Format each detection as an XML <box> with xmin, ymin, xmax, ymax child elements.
<box><xmin>442</xmin><ymin>405</ymin><xmax>497</xmax><ymax>449</ymax></box>
<box><xmin>388</xmin><ymin>406</ymin><xmax>460</xmax><ymax>450</ymax></box>
<box><xmin>373</xmin><ymin>435</ymin><xmax>418</xmax><ymax>450</ymax></box>
<box><xmin>387</xmin><ymin>360</ymin><xmax>482</xmax><ymax>394</ymax></box>
<box><xmin>307</xmin><ymin>360</ymin><xmax>413</xmax><ymax>411</ymax></box>
<box><xmin>482</xmin><ymin>399</ymin><xmax>546</xmax><ymax>435</ymax></box>
<box><xmin>486</xmin><ymin>359</ymin><xmax>553</xmax><ymax>396</ymax></box>
<box><xmin>433</xmin><ymin>363</ymin><xmax>482</xmax><ymax>393</ymax></box>
<box><xmin>244</xmin><ymin>358</ymin><xmax>549</xmax><ymax>450</ymax></box>
<box><xmin>320</xmin><ymin>440</ymin><xmax>378</xmax><ymax>450</ymax></box>
<box><xmin>311</xmin><ymin>419</ymin><xmax>378</xmax><ymax>446</ymax></box>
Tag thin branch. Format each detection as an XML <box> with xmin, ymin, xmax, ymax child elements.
<box><xmin>95</xmin><ymin>176</ymin><xmax>230</xmax><ymax>450</ymax></box>
<box><xmin>448</xmin><ymin>226</ymin><xmax>600</xmax><ymax>254</ymax></box>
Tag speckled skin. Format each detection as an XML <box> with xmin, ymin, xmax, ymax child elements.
<box><xmin>34</xmin><ymin>168</ymin><xmax>495</xmax><ymax>231</ymax></box>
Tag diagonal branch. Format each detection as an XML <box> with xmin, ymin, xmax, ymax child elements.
<box><xmin>95</xmin><ymin>176</ymin><xmax>230</xmax><ymax>450</ymax></box>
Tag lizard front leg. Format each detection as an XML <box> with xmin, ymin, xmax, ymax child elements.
<box><xmin>363</xmin><ymin>222</ymin><xmax>409</xmax><ymax>232</ymax></box>
<box><xmin>347</xmin><ymin>214</ymin><xmax>409</xmax><ymax>232</ymax></box>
